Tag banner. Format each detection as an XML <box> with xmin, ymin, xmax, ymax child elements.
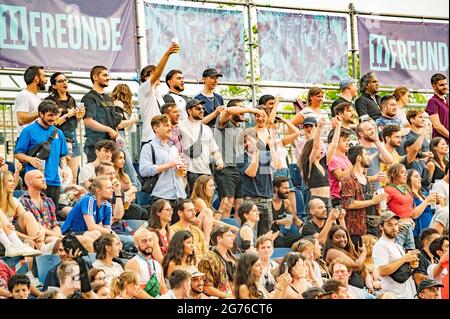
<box><xmin>145</xmin><ymin>2</ymin><xmax>246</xmax><ymax>82</ymax></box>
<box><xmin>257</xmin><ymin>9</ymin><xmax>348</xmax><ymax>83</ymax></box>
<box><xmin>357</xmin><ymin>17</ymin><xmax>449</xmax><ymax>89</ymax></box>
<box><xmin>0</xmin><ymin>0</ymin><xmax>137</xmax><ymax>72</ymax></box>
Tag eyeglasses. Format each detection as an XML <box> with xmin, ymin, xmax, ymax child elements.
<box><xmin>56</xmin><ymin>79</ymin><xmax>68</xmax><ymax>84</ymax></box>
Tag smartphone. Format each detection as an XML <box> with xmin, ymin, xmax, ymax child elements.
<box><xmin>358</xmin><ymin>237</ymin><xmax>363</xmax><ymax>248</ymax></box>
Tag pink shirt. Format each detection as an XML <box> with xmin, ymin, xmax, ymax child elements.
<box><xmin>328</xmin><ymin>154</ymin><xmax>352</xmax><ymax>199</ymax></box>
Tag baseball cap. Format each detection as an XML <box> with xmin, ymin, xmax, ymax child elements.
<box><xmin>416</xmin><ymin>279</ymin><xmax>443</xmax><ymax>295</ymax></box>
<box><xmin>377</xmin><ymin>210</ymin><xmax>400</xmax><ymax>226</ymax></box>
<box><xmin>339</xmin><ymin>77</ymin><xmax>357</xmax><ymax>91</ymax></box>
<box><xmin>185</xmin><ymin>266</ymin><xmax>205</xmax><ymax>278</ymax></box>
<box><xmin>303</xmin><ymin>117</ymin><xmax>317</xmax><ymax>127</ymax></box>
<box><xmin>202</xmin><ymin>68</ymin><xmax>223</xmax><ymax>78</ymax></box>
<box><xmin>185</xmin><ymin>99</ymin><xmax>205</xmax><ymax>110</ymax></box>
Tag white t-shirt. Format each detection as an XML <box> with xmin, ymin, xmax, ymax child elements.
<box><xmin>166</xmin><ymin>92</ymin><xmax>188</xmax><ymax>122</ymax></box>
<box><xmin>158</xmin><ymin>290</ymin><xmax>178</xmax><ymax>299</ymax></box>
<box><xmin>372</xmin><ymin>235</ymin><xmax>417</xmax><ymax>299</ymax></box>
<box><xmin>14</xmin><ymin>89</ymin><xmax>42</xmax><ymax>136</ymax></box>
<box><xmin>130</xmin><ymin>255</ymin><xmax>164</xmax><ymax>288</ymax></box>
<box><xmin>431</xmin><ymin>206</ymin><xmax>449</xmax><ymax>234</ymax></box>
<box><xmin>78</xmin><ymin>162</ymin><xmax>96</xmax><ymax>186</ymax></box>
<box><xmin>178</xmin><ymin>120</ymin><xmax>219</xmax><ymax>175</ymax></box>
<box><xmin>432</xmin><ymin>180</ymin><xmax>449</xmax><ymax>206</ymax></box>
<box><xmin>138</xmin><ymin>80</ymin><xmax>164</xmax><ymax>142</ymax></box>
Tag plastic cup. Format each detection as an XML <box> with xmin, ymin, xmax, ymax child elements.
<box><xmin>171</xmin><ymin>37</ymin><xmax>180</xmax><ymax>53</ymax></box>
<box><xmin>284</xmin><ymin>214</ymin><xmax>294</xmax><ymax>230</ymax></box>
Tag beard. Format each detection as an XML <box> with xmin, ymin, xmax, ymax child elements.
<box><xmin>383</xmin><ymin>229</ymin><xmax>398</xmax><ymax>239</ymax></box>
<box><xmin>232</xmin><ymin>115</ymin><xmax>244</xmax><ymax>122</ymax></box>
<box><xmin>191</xmin><ymin>285</ymin><xmax>203</xmax><ymax>294</ymax></box>
<box><xmin>364</xmin><ymin>134</ymin><xmax>376</xmax><ymax>142</ymax></box>
<box><xmin>362</xmin><ymin>160</ymin><xmax>370</xmax><ymax>168</ymax></box>
<box><xmin>192</xmin><ymin>114</ymin><xmax>203</xmax><ymax>120</ymax></box>
<box><xmin>277</xmin><ymin>190</ymin><xmax>289</xmax><ymax>200</ymax></box>
<box><xmin>139</xmin><ymin>246</ymin><xmax>153</xmax><ymax>256</ymax></box>
<box><xmin>38</xmin><ymin>81</ymin><xmax>46</xmax><ymax>91</ymax></box>
<box><xmin>174</xmin><ymin>84</ymin><xmax>184</xmax><ymax>92</ymax></box>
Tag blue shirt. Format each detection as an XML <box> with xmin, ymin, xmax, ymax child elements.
<box><xmin>139</xmin><ymin>138</ymin><xmax>187</xmax><ymax>200</ymax></box>
<box><xmin>375</xmin><ymin>115</ymin><xmax>403</xmax><ymax>130</ymax></box>
<box><xmin>61</xmin><ymin>194</ymin><xmax>112</xmax><ymax>233</ymax></box>
<box><xmin>236</xmin><ymin>147</ymin><xmax>273</xmax><ymax>198</ymax></box>
<box><xmin>194</xmin><ymin>92</ymin><xmax>224</xmax><ymax>127</ymax></box>
<box><xmin>413</xmin><ymin>192</ymin><xmax>434</xmax><ymax>237</ymax></box>
<box><xmin>14</xmin><ymin>122</ymin><xmax>68</xmax><ymax>186</ymax></box>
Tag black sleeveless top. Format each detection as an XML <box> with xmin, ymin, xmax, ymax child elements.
<box><xmin>271</xmin><ymin>200</ymin><xmax>287</xmax><ymax>232</ymax></box>
<box><xmin>303</xmin><ymin>156</ymin><xmax>329</xmax><ymax>188</ymax></box>
<box><xmin>431</xmin><ymin>161</ymin><xmax>446</xmax><ymax>183</ymax></box>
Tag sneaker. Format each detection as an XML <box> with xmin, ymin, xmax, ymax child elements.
<box><xmin>4</xmin><ymin>245</ymin><xmax>23</xmax><ymax>258</ymax></box>
<box><xmin>19</xmin><ymin>244</ymin><xmax>42</xmax><ymax>257</ymax></box>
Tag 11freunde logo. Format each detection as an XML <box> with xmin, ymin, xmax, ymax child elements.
<box><xmin>368</xmin><ymin>33</ymin><xmax>448</xmax><ymax>73</ymax></box>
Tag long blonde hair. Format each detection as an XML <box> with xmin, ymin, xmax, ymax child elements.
<box><xmin>111</xmin><ymin>84</ymin><xmax>132</xmax><ymax>115</ymax></box>
<box><xmin>0</xmin><ymin>171</ymin><xmax>16</xmax><ymax>218</ymax></box>
<box><xmin>110</xmin><ymin>271</ymin><xmax>138</xmax><ymax>298</ymax></box>
<box><xmin>190</xmin><ymin>175</ymin><xmax>214</xmax><ymax>209</ymax></box>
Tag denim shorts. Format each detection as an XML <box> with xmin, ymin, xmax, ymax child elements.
<box><xmin>395</xmin><ymin>221</ymin><xmax>416</xmax><ymax>250</ymax></box>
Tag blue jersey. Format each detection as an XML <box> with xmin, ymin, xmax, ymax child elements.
<box><xmin>14</xmin><ymin>122</ymin><xmax>68</xmax><ymax>186</ymax></box>
<box><xmin>61</xmin><ymin>194</ymin><xmax>112</xmax><ymax>233</ymax></box>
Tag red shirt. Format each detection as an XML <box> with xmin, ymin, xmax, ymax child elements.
<box><xmin>442</xmin><ymin>254</ymin><xmax>449</xmax><ymax>299</ymax></box>
<box><xmin>385</xmin><ymin>185</ymin><xmax>414</xmax><ymax>218</ymax></box>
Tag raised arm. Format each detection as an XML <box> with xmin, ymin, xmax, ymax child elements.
<box><xmin>278</xmin><ymin>117</ymin><xmax>301</xmax><ymax>146</ymax></box>
<box><xmin>149</xmin><ymin>43</ymin><xmax>179</xmax><ymax>86</ymax></box>
<box><xmin>326</xmin><ymin>116</ymin><xmax>342</xmax><ymax>165</ymax></box>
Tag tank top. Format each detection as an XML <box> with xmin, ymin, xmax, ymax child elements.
<box><xmin>431</xmin><ymin>161</ymin><xmax>446</xmax><ymax>183</ymax></box>
<box><xmin>272</xmin><ymin>200</ymin><xmax>286</xmax><ymax>232</ymax></box>
<box><xmin>236</xmin><ymin>223</ymin><xmax>257</xmax><ymax>252</ymax></box>
<box><xmin>130</xmin><ymin>255</ymin><xmax>161</xmax><ymax>288</ymax></box>
<box><xmin>304</xmin><ymin>156</ymin><xmax>329</xmax><ymax>188</ymax></box>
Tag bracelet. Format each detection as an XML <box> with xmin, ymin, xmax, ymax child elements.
<box><xmin>115</xmin><ymin>195</ymin><xmax>122</xmax><ymax>198</ymax></box>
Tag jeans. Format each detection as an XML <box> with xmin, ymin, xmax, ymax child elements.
<box><xmin>117</xmin><ymin>234</ymin><xmax>135</xmax><ymax>252</ymax></box>
<box><xmin>244</xmin><ymin>197</ymin><xmax>273</xmax><ymax>237</ymax></box>
<box><xmin>395</xmin><ymin>222</ymin><xmax>416</xmax><ymax>250</ymax></box>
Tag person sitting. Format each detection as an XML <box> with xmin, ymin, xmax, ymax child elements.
<box><xmin>322</xmin><ymin>278</ymin><xmax>350</xmax><ymax>299</ymax></box>
<box><xmin>361</xmin><ymin>234</ymin><xmax>382</xmax><ymax>292</ymax></box>
<box><xmin>416</xmin><ymin>278</ymin><xmax>444</xmax><ymax>299</ymax></box>
<box><xmin>92</xmin><ymin>234</ymin><xmax>124</xmax><ymax>287</ymax></box>
<box><xmin>162</xmin><ymin>230</ymin><xmax>197</xmax><ymax>279</ymax></box>
<box><xmin>78</xmin><ymin>140</ymin><xmax>116</xmax><ymax>189</ymax></box>
<box><xmin>112</xmin><ymin>149</ymin><xmax>138</xmax><ymax>206</ymax></box>
<box><xmin>277</xmin><ymin>252</ymin><xmax>314</xmax><ymax>299</ymax></box>
<box><xmin>57</xmin><ymin>258</ymin><xmax>96</xmax><ymax>299</ymax></box>
<box><xmin>110</xmin><ymin>271</ymin><xmax>141</xmax><ymax>299</ymax></box>
<box><xmin>255</xmin><ymin>235</ymin><xmax>278</xmax><ymax>293</ymax></box>
<box><xmin>7</xmin><ymin>274</ymin><xmax>31</xmax><ymax>299</ymax></box>
<box><xmin>186</xmin><ymin>266</ymin><xmax>209</xmax><ymax>299</ymax></box>
<box><xmin>292</xmin><ymin>239</ymin><xmax>324</xmax><ymax>286</ymax></box>
<box><xmin>91</xmin><ymin>281</ymin><xmax>110</xmax><ymax>299</ymax></box>
<box><xmin>159</xmin><ymin>269</ymin><xmax>191</xmax><ymax>299</ymax></box>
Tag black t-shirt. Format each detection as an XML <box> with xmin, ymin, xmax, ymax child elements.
<box><xmin>414</xmin><ymin>249</ymin><xmax>432</xmax><ymax>276</ymax></box>
<box><xmin>301</xmin><ymin>220</ymin><xmax>322</xmax><ymax>237</ymax></box>
<box><xmin>81</xmin><ymin>90</ymin><xmax>122</xmax><ymax>145</ymax></box>
<box><xmin>360</xmin><ymin>181</ymin><xmax>376</xmax><ymax>216</ymax></box>
<box><xmin>45</xmin><ymin>94</ymin><xmax>78</xmax><ymax>133</ymax></box>
<box><xmin>355</xmin><ymin>92</ymin><xmax>382</xmax><ymax>120</ymax></box>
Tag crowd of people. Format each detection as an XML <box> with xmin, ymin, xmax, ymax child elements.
<box><xmin>0</xmin><ymin>42</ymin><xmax>448</xmax><ymax>300</ymax></box>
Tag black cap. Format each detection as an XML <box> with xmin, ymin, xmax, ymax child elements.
<box><xmin>202</xmin><ymin>68</ymin><xmax>223</xmax><ymax>78</ymax></box>
<box><xmin>185</xmin><ymin>99</ymin><xmax>205</xmax><ymax>110</ymax></box>
<box><xmin>303</xmin><ymin>117</ymin><xmax>317</xmax><ymax>126</ymax></box>
<box><xmin>416</xmin><ymin>279</ymin><xmax>443</xmax><ymax>295</ymax></box>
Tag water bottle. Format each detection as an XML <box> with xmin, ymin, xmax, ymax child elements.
<box><xmin>376</xmin><ymin>188</ymin><xmax>387</xmax><ymax>211</ymax></box>
<box><xmin>129</xmin><ymin>108</ymin><xmax>139</xmax><ymax>133</ymax></box>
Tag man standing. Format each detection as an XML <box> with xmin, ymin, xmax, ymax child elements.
<box><xmin>379</xmin><ymin>125</ymin><xmax>404</xmax><ymax>180</ymax></box>
<box><xmin>15</xmin><ymin>66</ymin><xmax>47</xmax><ymax>136</ymax></box>
<box><xmin>139</xmin><ymin>115</ymin><xmax>186</xmax><ymax>203</ymax></box>
<box><xmin>375</xmin><ymin>95</ymin><xmax>403</xmax><ymax>131</ymax></box>
<box><xmin>330</xmin><ymin>78</ymin><xmax>358</xmax><ymax>119</ymax></box>
<box><xmin>14</xmin><ymin>100</ymin><xmax>68</xmax><ymax>206</ymax></box>
<box><xmin>163</xmin><ymin>70</ymin><xmax>189</xmax><ymax>122</ymax></box>
<box><xmin>81</xmin><ymin>66</ymin><xmax>121</xmax><ymax>163</ymax></box>
<box><xmin>170</xmin><ymin>199</ymin><xmax>208</xmax><ymax>259</ymax></box>
<box><xmin>341</xmin><ymin>146</ymin><xmax>385</xmax><ymax>242</ymax></box>
<box><xmin>355</xmin><ymin>72</ymin><xmax>382</xmax><ymax>120</ymax></box>
<box><xmin>356</xmin><ymin>119</ymin><xmax>393</xmax><ymax>189</ymax></box>
<box><xmin>372</xmin><ymin>211</ymin><xmax>418</xmax><ymax>299</ymax></box>
<box><xmin>214</xmin><ymin>99</ymin><xmax>265</xmax><ymax>218</ymax></box>
<box><xmin>399</xmin><ymin>109</ymin><xmax>430</xmax><ymax>156</ymax></box>
<box><xmin>178</xmin><ymin>99</ymin><xmax>224</xmax><ymax>191</ymax></box>
<box><xmin>138</xmin><ymin>43</ymin><xmax>179</xmax><ymax>144</ymax></box>
<box><xmin>194</xmin><ymin>68</ymin><xmax>225</xmax><ymax>127</ymax></box>
<box><xmin>328</xmin><ymin>101</ymin><xmax>359</xmax><ymax>147</ymax></box>
<box><xmin>426</xmin><ymin>73</ymin><xmax>449</xmax><ymax>144</ymax></box>
<box><xmin>160</xmin><ymin>102</ymin><xmax>183</xmax><ymax>156</ymax></box>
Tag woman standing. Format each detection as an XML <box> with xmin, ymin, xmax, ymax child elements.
<box><xmin>145</xmin><ymin>199</ymin><xmax>173</xmax><ymax>265</ymax></box>
<box><xmin>427</xmin><ymin>137</ymin><xmax>449</xmax><ymax>184</ymax></box>
<box><xmin>111</xmin><ymin>84</ymin><xmax>141</xmax><ymax>190</ymax></box>
<box><xmin>112</xmin><ymin>149</ymin><xmax>138</xmax><ymax>208</ymax></box>
<box><xmin>45</xmin><ymin>72</ymin><xmax>85</xmax><ymax>182</ymax></box>
<box><xmin>162</xmin><ymin>230</ymin><xmax>197</xmax><ymax>279</ymax></box>
<box><xmin>392</xmin><ymin>86</ymin><xmax>410</xmax><ymax>129</ymax></box>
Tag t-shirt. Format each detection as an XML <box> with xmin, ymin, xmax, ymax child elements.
<box><xmin>178</xmin><ymin>120</ymin><xmax>219</xmax><ymax>175</ymax></box>
<box><xmin>355</xmin><ymin>92</ymin><xmax>382</xmax><ymax>120</ymax></box>
<box><xmin>61</xmin><ymin>193</ymin><xmax>112</xmax><ymax>233</ymax></box>
<box><xmin>426</xmin><ymin>94</ymin><xmax>449</xmax><ymax>143</ymax></box>
<box><xmin>385</xmin><ymin>186</ymin><xmax>414</xmax><ymax>218</ymax></box>
<box><xmin>138</xmin><ymin>80</ymin><xmax>164</xmax><ymax>142</ymax></box>
<box><xmin>328</xmin><ymin>154</ymin><xmax>352</xmax><ymax>199</ymax></box>
<box><xmin>414</xmin><ymin>250</ymin><xmax>432</xmax><ymax>278</ymax></box>
<box><xmin>163</xmin><ymin>92</ymin><xmax>189</xmax><ymax>122</ymax></box>
<box><xmin>431</xmin><ymin>206</ymin><xmax>449</xmax><ymax>234</ymax></box>
<box><xmin>14</xmin><ymin>122</ymin><xmax>68</xmax><ymax>186</ymax></box>
<box><xmin>375</xmin><ymin>116</ymin><xmax>403</xmax><ymax>131</ymax></box>
<box><xmin>372</xmin><ymin>235</ymin><xmax>417</xmax><ymax>299</ymax></box>
<box><xmin>398</xmin><ymin>130</ymin><xmax>430</xmax><ymax>156</ymax></box>
<box><xmin>365</xmin><ymin>146</ymin><xmax>382</xmax><ymax>189</ymax></box>
<box><xmin>301</xmin><ymin>220</ymin><xmax>322</xmax><ymax>237</ymax></box>
<box><xmin>432</xmin><ymin>179</ymin><xmax>449</xmax><ymax>205</ymax></box>
<box><xmin>194</xmin><ymin>92</ymin><xmax>224</xmax><ymax>127</ymax></box>
<box><xmin>82</xmin><ymin>90</ymin><xmax>121</xmax><ymax>146</ymax></box>
<box><xmin>78</xmin><ymin>162</ymin><xmax>96</xmax><ymax>186</ymax></box>
<box><xmin>237</xmin><ymin>150</ymin><xmax>273</xmax><ymax>199</ymax></box>
<box><xmin>14</xmin><ymin>89</ymin><xmax>42</xmax><ymax>136</ymax></box>
<box><xmin>214</xmin><ymin>117</ymin><xmax>244</xmax><ymax>167</ymax></box>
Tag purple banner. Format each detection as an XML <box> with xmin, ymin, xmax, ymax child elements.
<box><xmin>257</xmin><ymin>9</ymin><xmax>348</xmax><ymax>83</ymax></box>
<box><xmin>145</xmin><ymin>3</ymin><xmax>246</xmax><ymax>82</ymax></box>
<box><xmin>0</xmin><ymin>0</ymin><xmax>137</xmax><ymax>72</ymax></box>
<box><xmin>357</xmin><ymin>17</ymin><xmax>449</xmax><ymax>89</ymax></box>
